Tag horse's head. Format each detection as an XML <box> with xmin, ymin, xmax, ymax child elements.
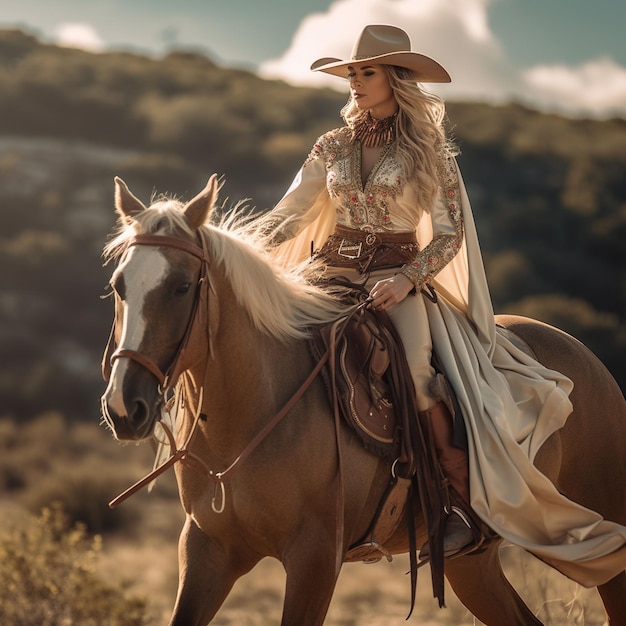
<box><xmin>101</xmin><ymin>174</ymin><xmax>219</xmax><ymax>441</ymax></box>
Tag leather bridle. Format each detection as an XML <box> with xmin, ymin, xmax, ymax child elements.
<box><xmin>106</xmin><ymin>233</ymin><xmax>211</xmax><ymax>392</ymax></box>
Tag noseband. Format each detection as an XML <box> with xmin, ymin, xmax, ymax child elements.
<box><xmin>106</xmin><ymin>233</ymin><xmax>211</xmax><ymax>393</ymax></box>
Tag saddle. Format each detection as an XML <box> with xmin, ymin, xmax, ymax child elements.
<box><xmin>313</xmin><ymin>300</ymin><xmax>428</xmax><ymax>476</ymax></box>
<box><xmin>312</xmin><ymin>293</ymin><xmax>473</xmax><ymax>610</ymax></box>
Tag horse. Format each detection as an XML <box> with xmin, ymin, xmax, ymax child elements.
<box><xmin>101</xmin><ymin>175</ymin><xmax>626</xmax><ymax>625</ymax></box>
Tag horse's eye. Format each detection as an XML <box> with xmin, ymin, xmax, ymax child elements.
<box><xmin>175</xmin><ymin>282</ymin><xmax>192</xmax><ymax>296</ymax></box>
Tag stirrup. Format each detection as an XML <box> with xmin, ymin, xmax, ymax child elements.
<box><xmin>418</xmin><ymin>507</ymin><xmax>477</xmax><ymax>561</ymax></box>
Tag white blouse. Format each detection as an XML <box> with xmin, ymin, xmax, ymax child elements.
<box><xmin>271</xmin><ymin>126</ymin><xmax>463</xmax><ymax>288</ymax></box>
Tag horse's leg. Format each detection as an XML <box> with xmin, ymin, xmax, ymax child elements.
<box><xmin>598</xmin><ymin>571</ymin><xmax>626</xmax><ymax>625</ymax></box>
<box><xmin>445</xmin><ymin>544</ymin><xmax>543</xmax><ymax>626</ymax></box>
<box><xmin>280</xmin><ymin>525</ymin><xmax>341</xmax><ymax>626</ymax></box>
<box><xmin>168</xmin><ymin>516</ymin><xmax>258</xmax><ymax>626</ymax></box>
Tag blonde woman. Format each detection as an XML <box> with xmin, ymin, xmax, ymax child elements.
<box><xmin>268</xmin><ymin>24</ymin><xmax>626</xmax><ymax>582</ymax></box>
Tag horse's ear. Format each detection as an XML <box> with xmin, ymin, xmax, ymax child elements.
<box><xmin>114</xmin><ymin>177</ymin><xmax>146</xmax><ymax>222</ymax></box>
<box><xmin>183</xmin><ymin>174</ymin><xmax>220</xmax><ymax>230</ymax></box>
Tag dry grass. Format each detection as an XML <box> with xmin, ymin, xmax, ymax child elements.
<box><xmin>0</xmin><ymin>506</ymin><xmax>149</xmax><ymax>626</ymax></box>
<box><xmin>0</xmin><ymin>414</ymin><xmax>609</xmax><ymax>625</ymax></box>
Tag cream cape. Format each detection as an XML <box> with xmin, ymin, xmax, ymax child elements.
<box><xmin>270</xmin><ymin>148</ymin><xmax>626</xmax><ymax>587</ymax></box>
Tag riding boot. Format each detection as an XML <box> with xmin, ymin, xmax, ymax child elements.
<box><xmin>418</xmin><ymin>400</ymin><xmax>475</xmax><ymax>560</ymax></box>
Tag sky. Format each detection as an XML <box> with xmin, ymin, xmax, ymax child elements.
<box><xmin>2</xmin><ymin>0</ymin><xmax>626</xmax><ymax>118</ymax></box>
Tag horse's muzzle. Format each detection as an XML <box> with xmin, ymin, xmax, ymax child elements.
<box><xmin>101</xmin><ymin>369</ymin><xmax>161</xmax><ymax>441</ymax></box>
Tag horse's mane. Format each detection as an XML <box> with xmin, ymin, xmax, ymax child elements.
<box><xmin>104</xmin><ymin>199</ymin><xmax>347</xmax><ymax>341</ymax></box>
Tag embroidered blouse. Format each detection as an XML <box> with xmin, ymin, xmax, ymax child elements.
<box><xmin>271</xmin><ymin>126</ymin><xmax>464</xmax><ymax>289</ymax></box>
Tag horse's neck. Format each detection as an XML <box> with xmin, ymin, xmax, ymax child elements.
<box><xmin>183</xmin><ymin>282</ymin><xmax>305</xmax><ymax>462</ymax></box>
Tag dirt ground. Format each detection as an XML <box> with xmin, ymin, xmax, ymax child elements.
<box><xmin>100</xmin><ymin>520</ymin><xmax>608</xmax><ymax>625</ymax></box>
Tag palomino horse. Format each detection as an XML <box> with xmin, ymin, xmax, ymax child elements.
<box><xmin>101</xmin><ymin>175</ymin><xmax>626</xmax><ymax>625</ymax></box>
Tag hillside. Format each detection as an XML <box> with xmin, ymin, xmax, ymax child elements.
<box><xmin>0</xmin><ymin>28</ymin><xmax>625</xmax><ymax>421</ymax></box>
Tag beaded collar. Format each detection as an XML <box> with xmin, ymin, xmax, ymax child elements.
<box><xmin>350</xmin><ymin>111</ymin><xmax>398</xmax><ymax>148</ymax></box>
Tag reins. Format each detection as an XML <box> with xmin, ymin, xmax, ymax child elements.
<box><xmin>109</xmin><ymin>347</ymin><xmax>332</xmax><ymax>509</ymax></box>
<box><xmin>106</xmin><ymin>231</ymin><xmax>346</xmax><ymax>510</ymax></box>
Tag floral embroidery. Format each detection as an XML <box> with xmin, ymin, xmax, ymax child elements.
<box><xmin>399</xmin><ymin>154</ymin><xmax>464</xmax><ymax>288</ymax></box>
<box><xmin>303</xmin><ymin>142</ymin><xmax>324</xmax><ymax>168</ymax></box>
<box><xmin>297</xmin><ymin>128</ymin><xmax>464</xmax><ymax>289</ymax></box>
<box><xmin>311</xmin><ymin>127</ymin><xmax>404</xmax><ymax>232</ymax></box>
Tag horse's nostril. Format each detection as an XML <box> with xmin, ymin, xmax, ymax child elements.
<box><xmin>129</xmin><ymin>397</ymin><xmax>150</xmax><ymax>427</ymax></box>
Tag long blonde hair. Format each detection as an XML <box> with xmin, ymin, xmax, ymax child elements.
<box><xmin>341</xmin><ymin>66</ymin><xmax>457</xmax><ymax>209</ymax></box>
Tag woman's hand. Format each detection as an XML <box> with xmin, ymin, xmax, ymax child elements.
<box><xmin>369</xmin><ymin>273</ymin><xmax>414</xmax><ymax>311</ymax></box>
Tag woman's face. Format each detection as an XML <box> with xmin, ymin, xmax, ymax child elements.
<box><xmin>348</xmin><ymin>63</ymin><xmax>397</xmax><ymax>119</ymax></box>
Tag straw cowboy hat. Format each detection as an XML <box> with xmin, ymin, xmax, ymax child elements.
<box><xmin>311</xmin><ymin>24</ymin><xmax>451</xmax><ymax>83</ymax></box>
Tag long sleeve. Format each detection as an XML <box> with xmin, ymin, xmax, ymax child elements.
<box><xmin>268</xmin><ymin>140</ymin><xmax>329</xmax><ymax>243</ymax></box>
<box><xmin>399</xmin><ymin>156</ymin><xmax>464</xmax><ymax>289</ymax></box>
<box><xmin>266</xmin><ymin>137</ymin><xmax>339</xmax><ymax>267</ymax></box>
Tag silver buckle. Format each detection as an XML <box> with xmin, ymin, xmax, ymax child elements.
<box><xmin>338</xmin><ymin>240</ymin><xmax>362</xmax><ymax>259</ymax></box>
<box><xmin>365</xmin><ymin>233</ymin><xmax>378</xmax><ymax>246</ymax></box>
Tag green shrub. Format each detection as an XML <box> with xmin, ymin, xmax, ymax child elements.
<box><xmin>0</xmin><ymin>505</ymin><xmax>149</xmax><ymax>625</ymax></box>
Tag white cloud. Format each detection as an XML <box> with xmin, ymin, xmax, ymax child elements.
<box><xmin>259</xmin><ymin>0</ymin><xmax>626</xmax><ymax>118</ymax></box>
<box><xmin>260</xmin><ymin>0</ymin><xmax>513</xmax><ymax>98</ymax></box>
<box><xmin>54</xmin><ymin>23</ymin><xmax>105</xmax><ymax>53</ymax></box>
<box><xmin>522</xmin><ymin>57</ymin><xmax>626</xmax><ymax>118</ymax></box>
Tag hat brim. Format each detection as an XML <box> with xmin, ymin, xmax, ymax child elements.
<box><xmin>311</xmin><ymin>52</ymin><xmax>451</xmax><ymax>83</ymax></box>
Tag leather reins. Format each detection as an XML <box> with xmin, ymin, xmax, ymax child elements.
<box><xmin>106</xmin><ymin>231</ymin><xmax>339</xmax><ymax>512</ymax></box>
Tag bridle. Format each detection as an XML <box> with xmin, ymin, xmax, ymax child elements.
<box><xmin>105</xmin><ymin>233</ymin><xmax>212</xmax><ymax>392</ymax></box>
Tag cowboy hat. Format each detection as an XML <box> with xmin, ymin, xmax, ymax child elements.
<box><xmin>310</xmin><ymin>25</ymin><xmax>451</xmax><ymax>83</ymax></box>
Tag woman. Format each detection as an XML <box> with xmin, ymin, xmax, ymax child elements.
<box><xmin>267</xmin><ymin>24</ymin><xmax>626</xmax><ymax>582</ymax></box>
